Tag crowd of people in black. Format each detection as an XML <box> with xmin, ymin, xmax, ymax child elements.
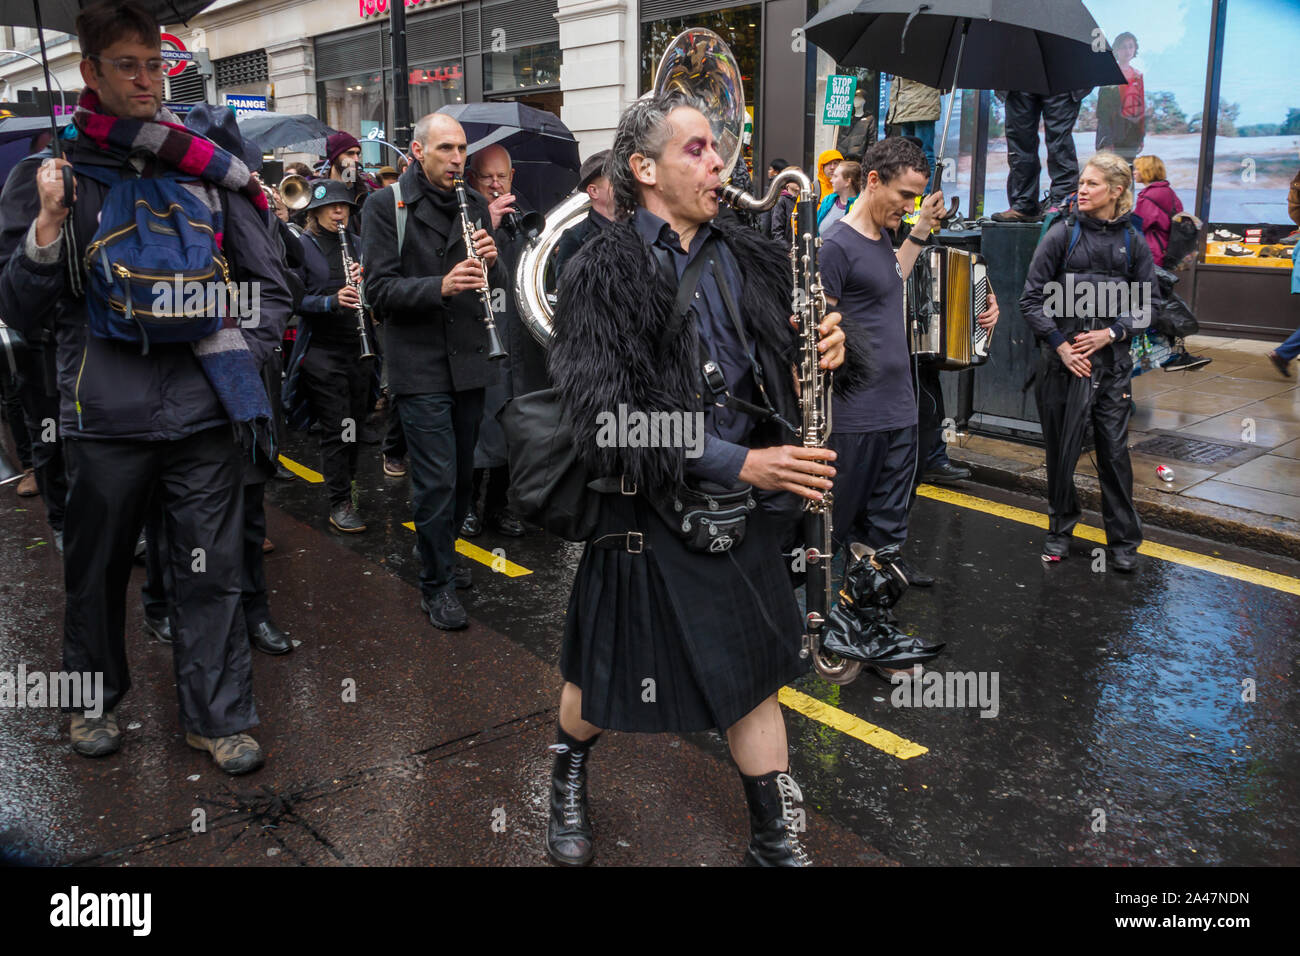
<box><xmin>1</xmin><ymin>0</ymin><xmax>1253</xmax><ymax>869</ymax></box>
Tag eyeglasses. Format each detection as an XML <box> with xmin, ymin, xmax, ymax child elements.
<box><xmin>88</xmin><ymin>55</ymin><xmax>167</xmax><ymax>81</ymax></box>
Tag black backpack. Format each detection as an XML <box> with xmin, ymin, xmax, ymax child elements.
<box><xmin>1163</xmin><ymin>212</ymin><xmax>1202</xmax><ymax>270</ymax></box>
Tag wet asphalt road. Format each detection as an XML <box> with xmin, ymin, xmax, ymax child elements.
<box><xmin>1</xmin><ymin>415</ymin><xmax>1297</xmax><ymax>867</ymax></box>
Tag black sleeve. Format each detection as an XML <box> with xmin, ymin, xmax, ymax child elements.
<box><xmin>1019</xmin><ymin>222</ymin><xmax>1069</xmax><ymax>350</ymax></box>
<box><xmin>223</xmin><ymin>192</ymin><xmax>291</xmax><ymax>367</ymax></box>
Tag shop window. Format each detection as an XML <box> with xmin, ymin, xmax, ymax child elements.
<box><xmin>408</xmin><ymin>59</ymin><xmax>466</xmax><ymax>119</ymax></box>
<box><xmin>1207</xmin><ymin>0</ymin><xmax>1300</xmax><ymax>229</ymax></box>
<box><xmin>639</xmin><ymin>4</ymin><xmax>761</xmax><ymax>176</ymax></box>
<box><xmin>319</xmin><ymin>71</ymin><xmax>387</xmax><ymax>172</ymax></box>
<box><xmin>992</xmin><ymin>0</ymin><xmax>1210</xmax><ymax>220</ymax></box>
<box><xmin>484</xmin><ymin>41</ymin><xmax>560</xmax><ymax>94</ymax></box>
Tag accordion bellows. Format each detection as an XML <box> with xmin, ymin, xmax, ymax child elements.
<box><xmin>906</xmin><ymin>246</ymin><xmax>991</xmax><ymax>370</ymax></box>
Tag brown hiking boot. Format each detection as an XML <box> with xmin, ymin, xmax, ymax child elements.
<box><xmin>69</xmin><ymin>710</ymin><xmax>121</xmax><ymax>757</ymax></box>
<box><xmin>990</xmin><ymin>207</ymin><xmax>1043</xmax><ymax>223</ymax></box>
<box><xmin>15</xmin><ymin>468</ymin><xmax>37</xmax><ymax>497</ymax></box>
<box><xmin>185</xmin><ymin>732</ymin><xmax>265</xmax><ymax>775</ymax></box>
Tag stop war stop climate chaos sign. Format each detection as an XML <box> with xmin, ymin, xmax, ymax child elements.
<box><xmin>822</xmin><ymin>74</ymin><xmax>857</xmax><ymax>126</ymax></box>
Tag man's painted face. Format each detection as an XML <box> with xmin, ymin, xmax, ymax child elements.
<box><xmin>82</xmin><ymin>35</ymin><xmax>163</xmax><ymax>121</ymax></box>
<box><xmin>637</xmin><ymin>107</ymin><xmax>725</xmax><ymax>227</ymax></box>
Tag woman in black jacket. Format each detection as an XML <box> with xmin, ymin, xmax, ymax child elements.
<box><xmin>1020</xmin><ymin>152</ymin><xmax>1153</xmax><ymax>571</ymax></box>
<box><xmin>293</xmin><ymin>180</ymin><xmax>375</xmax><ymax>534</ymax></box>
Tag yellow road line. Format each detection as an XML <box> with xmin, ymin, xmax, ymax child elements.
<box><xmin>917</xmin><ymin>484</ymin><xmax>1300</xmax><ymax>597</ymax></box>
<box><xmin>779</xmin><ymin>686</ymin><xmax>929</xmax><ymax>760</ymax></box>
<box><xmin>401</xmin><ymin>521</ymin><xmax>533</xmax><ymax>577</ymax></box>
<box><xmin>278</xmin><ymin>454</ymin><xmax>324</xmax><ymax>483</ymax></box>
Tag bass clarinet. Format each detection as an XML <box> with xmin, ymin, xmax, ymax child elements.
<box><xmin>336</xmin><ymin>228</ymin><xmax>376</xmax><ymax>360</ymax></box>
<box><xmin>452</xmin><ymin>175</ymin><xmax>508</xmax><ymax>361</ymax></box>
<box><xmin>722</xmin><ymin>169</ymin><xmax>861</xmax><ymax>686</ymax></box>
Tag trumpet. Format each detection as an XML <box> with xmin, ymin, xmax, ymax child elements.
<box><xmin>278</xmin><ymin>174</ymin><xmax>312</xmax><ymax>211</ymax></box>
<box><xmin>336</xmin><ymin>228</ymin><xmax>376</xmax><ymax>360</ymax></box>
<box><xmin>452</xmin><ymin>175</ymin><xmax>507</xmax><ymax>361</ymax></box>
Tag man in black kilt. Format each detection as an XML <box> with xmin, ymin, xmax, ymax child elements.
<box><xmin>545</xmin><ymin>91</ymin><xmax>848</xmax><ymax>867</ymax></box>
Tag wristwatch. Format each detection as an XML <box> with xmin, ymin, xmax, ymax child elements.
<box><xmin>1107</xmin><ymin>328</ymin><xmax>1117</xmax><ymax>342</ymax></box>
<box><xmin>906</xmin><ymin>233</ymin><xmax>927</xmax><ymax>247</ymax></box>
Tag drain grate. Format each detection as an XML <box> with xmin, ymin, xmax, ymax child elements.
<box><xmin>1132</xmin><ymin>435</ymin><xmax>1241</xmax><ymax>464</ymax></box>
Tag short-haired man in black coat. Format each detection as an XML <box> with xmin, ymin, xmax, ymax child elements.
<box><xmin>362</xmin><ymin>112</ymin><xmax>504</xmax><ymax>631</ymax></box>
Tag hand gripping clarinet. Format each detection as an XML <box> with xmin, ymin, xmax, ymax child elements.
<box><xmin>335</xmin><ymin>228</ymin><xmax>376</xmax><ymax>360</ymax></box>
<box><xmin>721</xmin><ymin>169</ymin><xmax>861</xmax><ymax>685</ymax></box>
<box><xmin>451</xmin><ymin>175</ymin><xmax>508</xmax><ymax>361</ymax></box>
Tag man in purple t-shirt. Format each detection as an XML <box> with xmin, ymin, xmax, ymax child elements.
<box><xmin>819</xmin><ymin>139</ymin><xmax>997</xmax><ymax>658</ymax></box>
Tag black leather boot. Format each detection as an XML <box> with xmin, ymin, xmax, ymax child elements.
<box><xmin>741</xmin><ymin>770</ymin><xmax>811</xmax><ymax>867</ymax></box>
<box><xmin>546</xmin><ymin>727</ymin><xmax>600</xmax><ymax>866</ymax></box>
<box><xmin>821</xmin><ymin>543</ymin><xmax>944</xmax><ymax>665</ymax></box>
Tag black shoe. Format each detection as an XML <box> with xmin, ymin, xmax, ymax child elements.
<box><xmin>487</xmin><ymin>509</ymin><xmax>526</xmax><ymax>537</ymax></box>
<box><xmin>894</xmin><ymin>556</ymin><xmax>934</xmax><ymax>588</ymax></box>
<box><xmin>923</xmin><ymin>462</ymin><xmax>972</xmax><ymax>485</ymax></box>
<box><xmin>741</xmin><ymin>770</ymin><xmax>812</xmax><ymax>867</ymax></box>
<box><xmin>329</xmin><ymin>503</ymin><xmax>367</xmax><ymax>534</ymax></box>
<box><xmin>546</xmin><ymin>734</ymin><xmax>598</xmax><ymax>866</ymax></box>
<box><xmin>454</xmin><ymin>560</ymin><xmax>473</xmax><ymax>590</ymax></box>
<box><xmin>133</xmin><ymin>530</ymin><xmax>147</xmax><ymax>564</ymax></box>
<box><xmin>460</xmin><ymin>508</ymin><xmax>482</xmax><ymax>538</ymax></box>
<box><xmin>274</xmin><ymin>463</ymin><xmax>295</xmax><ymax>481</ymax></box>
<box><xmin>1162</xmin><ymin>352</ymin><xmax>1212</xmax><ymax>372</ymax></box>
<box><xmin>143</xmin><ymin>612</ymin><xmax>173</xmax><ymax>644</ymax></box>
<box><xmin>53</xmin><ymin>529</ymin><xmax>63</xmax><ymax>554</ymax></box>
<box><xmin>249</xmin><ymin>619</ymin><xmax>293</xmax><ymax>655</ymax></box>
<box><xmin>1268</xmin><ymin>351</ymin><xmax>1292</xmax><ymax>378</ymax></box>
<box><xmin>1110</xmin><ymin>550</ymin><xmax>1138</xmax><ymax>574</ymax></box>
<box><xmin>421</xmin><ymin>589</ymin><xmax>468</xmax><ymax>630</ymax></box>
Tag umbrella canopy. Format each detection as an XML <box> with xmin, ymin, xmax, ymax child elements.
<box><xmin>237</xmin><ymin>112</ymin><xmax>336</xmax><ymax>153</ymax></box>
<box><xmin>804</xmin><ymin>0</ymin><xmax>1124</xmax><ymax>95</ymax></box>
<box><xmin>0</xmin><ymin>114</ymin><xmax>72</xmax><ymax>184</ymax></box>
<box><xmin>0</xmin><ymin>0</ymin><xmax>213</xmax><ymax>35</ymax></box>
<box><xmin>435</xmin><ymin>102</ymin><xmax>580</xmax><ymax>217</ymax></box>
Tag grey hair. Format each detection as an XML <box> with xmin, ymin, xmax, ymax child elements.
<box><xmin>608</xmin><ymin>90</ymin><xmax>708</xmax><ymax>219</ymax></box>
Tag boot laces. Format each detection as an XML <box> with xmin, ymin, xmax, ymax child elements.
<box><xmin>775</xmin><ymin>773</ymin><xmax>811</xmax><ymax>865</ymax></box>
<box><xmin>548</xmin><ymin>743</ymin><xmax>587</xmax><ymax>827</ymax></box>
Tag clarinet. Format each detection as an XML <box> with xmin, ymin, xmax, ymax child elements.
<box><xmin>336</xmin><ymin>228</ymin><xmax>375</xmax><ymax>360</ymax></box>
<box><xmin>451</xmin><ymin>175</ymin><xmax>508</xmax><ymax>361</ymax></box>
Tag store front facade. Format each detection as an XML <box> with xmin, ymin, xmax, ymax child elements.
<box><xmin>810</xmin><ymin>0</ymin><xmax>1300</xmax><ymax>339</ymax></box>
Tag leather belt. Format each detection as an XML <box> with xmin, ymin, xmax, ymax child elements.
<box><xmin>591</xmin><ymin>532</ymin><xmax>648</xmax><ymax>554</ymax></box>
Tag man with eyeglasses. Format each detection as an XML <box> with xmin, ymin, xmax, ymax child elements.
<box><xmin>0</xmin><ymin>0</ymin><xmax>292</xmax><ymax>775</ymax></box>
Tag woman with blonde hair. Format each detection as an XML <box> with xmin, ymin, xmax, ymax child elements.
<box><xmin>1133</xmin><ymin>155</ymin><xmax>1182</xmax><ymax>266</ymax></box>
<box><xmin>1018</xmin><ymin>152</ymin><xmax>1153</xmax><ymax>571</ymax></box>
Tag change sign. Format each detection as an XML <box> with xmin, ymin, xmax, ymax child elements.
<box><xmin>822</xmin><ymin>74</ymin><xmax>857</xmax><ymax>127</ymax></box>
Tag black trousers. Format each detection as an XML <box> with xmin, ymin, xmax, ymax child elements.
<box><xmin>12</xmin><ymin>345</ymin><xmax>67</xmax><ymax>531</ymax></box>
<box><xmin>914</xmin><ymin>362</ymin><xmax>945</xmax><ymax>489</ymax></box>
<box><xmin>398</xmin><ymin>389</ymin><xmax>484</xmax><ymax>596</ymax></box>
<box><xmin>145</xmin><ymin>480</ymin><xmax>272</xmax><ymax>627</ymax></box>
<box><xmin>64</xmin><ymin>427</ymin><xmax>257</xmax><ymax>737</ymax></box>
<box><xmin>828</xmin><ymin>425</ymin><xmax>919</xmax><ymax>554</ymax></box>
<box><xmin>1004</xmin><ymin>91</ymin><xmax>1082</xmax><ymax>214</ymax></box>
<box><xmin>1035</xmin><ymin>355</ymin><xmax>1142</xmax><ymax>555</ymax></box>
<box><xmin>1</xmin><ymin>369</ymin><xmax>31</xmax><ymax>468</ymax></box>
<box><xmin>300</xmin><ymin>343</ymin><xmax>374</xmax><ymax>507</ymax></box>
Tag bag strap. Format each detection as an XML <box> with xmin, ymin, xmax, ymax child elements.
<box><xmin>392</xmin><ymin>180</ymin><xmax>407</xmax><ymax>255</ymax></box>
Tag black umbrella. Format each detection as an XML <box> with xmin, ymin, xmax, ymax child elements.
<box><xmin>0</xmin><ymin>0</ymin><xmax>215</xmax><ymax>199</ymax></box>
<box><xmin>237</xmin><ymin>112</ymin><xmax>336</xmax><ymax>153</ymax></box>
<box><xmin>804</xmin><ymin>0</ymin><xmax>1126</xmax><ymax>189</ymax></box>
<box><xmin>436</xmin><ymin>102</ymin><xmax>580</xmax><ymax>217</ymax></box>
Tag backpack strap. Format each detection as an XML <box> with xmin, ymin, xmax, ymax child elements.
<box><xmin>392</xmin><ymin>180</ymin><xmax>407</xmax><ymax>254</ymax></box>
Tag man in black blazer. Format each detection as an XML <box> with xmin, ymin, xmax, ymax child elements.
<box><xmin>362</xmin><ymin>112</ymin><xmax>503</xmax><ymax>630</ymax></box>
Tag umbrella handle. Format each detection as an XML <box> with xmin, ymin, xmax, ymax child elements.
<box><xmin>61</xmin><ymin>166</ymin><xmax>74</xmax><ymax>209</ymax></box>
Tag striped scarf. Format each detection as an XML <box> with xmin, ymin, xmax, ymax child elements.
<box><xmin>71</xmin><ymin>90</ymin><xmax>274</xmax><ymax>455</ymax></box>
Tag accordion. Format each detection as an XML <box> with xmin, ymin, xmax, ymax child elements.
<box><xmin>905</xmin><ymin>246</ymin><xmax>991</xmax><ymax>370</ymax></box>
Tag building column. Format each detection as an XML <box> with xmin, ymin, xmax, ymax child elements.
<box><xmin>556</xmin><ymin>0</ymin><xmax>638</xmax><ymax>156</ymax></box>
<box><xmin>267</xmin><ymin>37</ymin><xmax>315</xmax><ymax>117</ymax></box>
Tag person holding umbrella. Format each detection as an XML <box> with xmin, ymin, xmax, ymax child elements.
<box><xmin>0</xmin><ymin>0</ymin><xmax>291</xmax><ymax>773</ymax></box>
<box><xmin>1019</xmin><ymin>152</ymin><xmax>1150</xmax><ymax>570</ymax></box>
